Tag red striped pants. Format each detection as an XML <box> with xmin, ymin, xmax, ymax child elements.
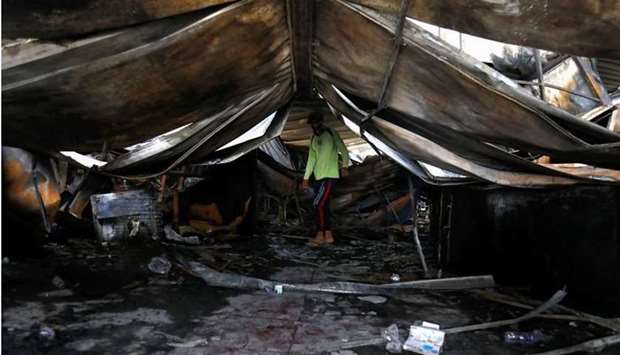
<box><xmin>313</xmin><ymin>178</ymin><xmax>335</xmax><ymax>232</ymax></box>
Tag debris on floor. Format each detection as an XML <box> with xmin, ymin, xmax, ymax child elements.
<box><xmin>3</xmin><ymin>231</ymin><xmax>619</xmax><ymax>354</ymax></box>
<box><xmin>148</xmin><ymin>256</ymin><xmax>172</xmax><ymax>275</ymax></box>
<box><xmin>383</xmin><ymin>323</ymin><xmax>403</xmax><ymax>353</ymax></box>
<box><xmin>358</xmin><ymin>296</ymin><xmax>388</xmax><ymax>304</ymax></box>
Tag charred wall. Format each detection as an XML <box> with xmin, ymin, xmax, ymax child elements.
<box><xmin>440</xmin><ymin>185</ymin><xmax>620</xmax><ymax>306</ymax></box>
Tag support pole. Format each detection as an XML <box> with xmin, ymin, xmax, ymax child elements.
<box><xmin>158</xmin><ymin>175</ymin><xmax>167</xmax><ymax>203</ymax></box>
<box><xmin>373</xmin><ymin>186</ymin><xmax>404</xmax><ymax>233</ymax></box>
<box><xmin>533</xmin><ymin>49</ymin><xmax>546</xmax><ymax>101</ymax></box>
<box><xmin>514</xmin><ymin>80</ymin><xmax>601</xmax><ymax>103</ymax></box>
<box><xmin>409</xmin><ymin>177</ymin><xmax>429</xmax><ymax>277</ymax></box>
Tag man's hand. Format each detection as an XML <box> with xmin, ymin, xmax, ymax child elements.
<box><xmin>340</xmin><ymin>168</ymin><xmax>349</xmax><ymax>177</ymax></box>
<box><xmin>302</xmin><ymin>179</ymin><xmax>310</xmax><ymax>189</ymax></box>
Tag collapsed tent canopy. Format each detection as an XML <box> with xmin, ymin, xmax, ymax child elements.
<box><xmin>2</xmin><ymin>0</ymin><xmax>619</xmax><ymax>187</ymax></box>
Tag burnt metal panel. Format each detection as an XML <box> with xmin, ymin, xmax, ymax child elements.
<box><xmin>2</xmin><ymin>0</ymin><xmax>293</xmax><ymax>152</ymax></box>
<box><xmin>535</xmin><ymin>58</ymin><xmax>604</xmax><ymax>115</ymax></box>
<box><xmin>316</xmin><ymin>79</ymin><xmax>594</xmax><ymax>187</ymax></box>
<box><xmin>287</xmin><ymin>0</ymin><xmax>314</xmax><ymax>97</ymax></box>
<box><xmin>199</xmin><ymin>102</ymin><xmax>292</xmax><ymax>165</ymax></box>
<box><xmin>2</xmin><ymin>0</ymin><xmax>236</xmax><ymax>39</ymax></box>
<box><xmin>279</xmin><ymin>99</ymin><xmax>372</xmax><ymax>159</ymax></box>
<box><xmin>313</xmin><ymin>0</ymin><xmax>620</xmax><ymax>170</ymax></box>
<box><xmin>348</xmin><ymin>0</ymin><xmax>620</xmax><ymax>59</ymax></box>
<box><xmin>597</xmin><ymin>58</ymin><xmax>620</xmax><ymax>93</ymax></box>
<box><xmin>100</xmin><ymin>82</ymin><xmax>293</xmax><ymax>176</ymax></box>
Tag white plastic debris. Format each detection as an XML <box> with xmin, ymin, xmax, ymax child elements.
<box><xmin>38</xmin><ymin>326</ymin><xmax>55</xmax><ymax>341</ymax></box>
<box><xmin>128</xmin><ymin>219</ymin><xmax>141</xmax><ymax>238</ymax></box>
<box><xmin>403</xmin><ymin>321</ymin><xmax>445</xmax><ymax>355</ymax></box>
<box><xmin>390</xmin><ymin>273</ymin><xmax>401</xmax><ymax>282</ymax></box>
<box><xmin>274</xmin><ymin>284</ymin><xmax>283</xmax><ymax>294</ymax></box>
<box><xmin>164</xmin><ymin>225</ymin><xmax>201</xmax><ymax>245</ymax></box>
<box><xmin>383</xmin><ymin>323</ymin><xmax>403</xmax><ymax>353</ymax></box>
<box><xmin>148</xmin><ymin>256</ymin><xmax>172</xmax><ymax>275</ymax></box>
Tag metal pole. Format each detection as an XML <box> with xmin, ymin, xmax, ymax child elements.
<box><xmin>31</xmin><ymin>159</ymin><xmax>51</xmax><ymax>233</ymax></box>
<box><xmin>373</xmin><ymin>186</ymin><xmax>404</xmax><ymax>233</ymax></box>
<box><xmin>514</xmin><ymin>80</ymin><xmax>601</xmax><ymax>103</ymax></box>
<box><xmin>445</xmin><ymin>192</ymin><xmax>453</xmax><ymax>266</ymax></box>
<box><xmin>408</xmin><ymin>177</ymin><xmax>429</xmax><ymax>277</ymax></box>
<box><xmin>533</xmin><ymin>49</ymin><xmax>546</xmax><ymax>101</ymax></box>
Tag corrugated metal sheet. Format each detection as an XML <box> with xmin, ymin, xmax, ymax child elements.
<box><xmin>280</xmin><ymin>99</ymin><xmax>362</xmax><ymax>147</ymax></box>
<box><xmin>279</xmin><ymin>99</ymin><xmax>375</xmax><ymax>161</ymax></box>
<box><xmin>598</xmin><ymin>58</ymin><xmax>620</xmax><ymax>93</ymax></box>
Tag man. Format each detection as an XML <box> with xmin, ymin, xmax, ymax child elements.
<box><xmin>302</xmin><ymin>112</ymin><xmax>350</xmax><ymax>247</ymax></box>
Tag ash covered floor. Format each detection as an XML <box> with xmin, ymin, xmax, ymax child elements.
<box><xmin>2</xmin><ymin>229</ymin><xmax>619</xmax><ymax>355</ymax></box>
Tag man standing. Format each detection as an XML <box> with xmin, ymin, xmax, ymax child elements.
<box><xmin>302</xmin><ymin>112</ymin><xmax>350</xmax><ymax>247</ymax></box>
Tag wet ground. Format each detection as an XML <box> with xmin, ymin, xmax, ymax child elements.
<box><xmin>2</xmin><ymin>228</ymin><xmax>620</xmax><ymax>354</ymax></box>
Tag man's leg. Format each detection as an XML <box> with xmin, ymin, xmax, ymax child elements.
<box><xmin>307</xmin><ymin>179</ymin><xmax>328</xmax><ymax>246</ymax></box>
<box><xmin>323</xmin><ymin>179</ymin><xmax>334</xmax><ymax>244</ymax></box>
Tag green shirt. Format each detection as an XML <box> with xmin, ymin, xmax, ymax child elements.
<box><xmin>304</xmin><ymin>128</ymin><xmax>350</xmax><ymax>180</ymax></box>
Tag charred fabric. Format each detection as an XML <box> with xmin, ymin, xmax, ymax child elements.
<box><xmin>2</xmin><ymin>0</ymin><xmax>620</xmax><ymax>354</ymax></box>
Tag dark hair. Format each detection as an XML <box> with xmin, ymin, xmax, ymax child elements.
<box><xmin>307</xmin><ymin>112</ymin><xmax>324</xmax><ymax>124</ymax></box>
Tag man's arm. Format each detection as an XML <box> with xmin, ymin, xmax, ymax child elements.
<box><xmin>334</xmin><ymin>130</ymin><xmax>350</xmax><ymax>168</ymax></box>
<box><xmin>303</xmin><ymin>141</ymin><xmax>317</xmax><ymax>185</ymax></box>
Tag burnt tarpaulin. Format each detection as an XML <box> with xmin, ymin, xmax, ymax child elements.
<box><xmin>347</xmin><ymin>0</ymin><xmax>620</xmax><ymax>59</ymax></box>
<box><xmin>2</xmin><ymin>0</ymin><xmax>293</xmax><ymax>152</ymax></box>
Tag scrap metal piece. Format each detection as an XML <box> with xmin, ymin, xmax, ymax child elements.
<box><xmin>472</xmin><ymin>289</ymin><xmax>620</xmax><ymax>332</ymax></box>
<box><xmin>444</xmin><ymin>289</ymin><xmax>568</xmax><ymax>334</ymax></box>
<box><xmin>90</xmin><ymin>190</ymin><xmax>162</xmax><ymax>241</ymax></box>
<box><xmin>66</xmin><ymin>172</ymin><xmax>112</xmax><ymax>218</ymax></box>
<box><xmin>178</xmin><ymin>257</ymin><xmax>495</xmax><ymax>295</ymax></box>
<box><xmin>530</xmin><ymin>334</ymin><xmax>620</xmax><ymax>355</ymax></box>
